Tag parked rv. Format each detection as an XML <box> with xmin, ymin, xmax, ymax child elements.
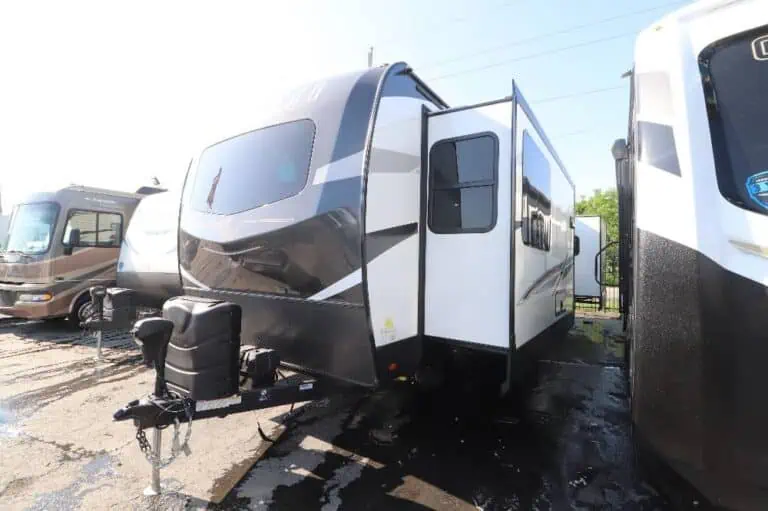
<box><xmin>0</xmin><ymin>186</ymin><xmax>146</xmax><ymax>322</ymax></box>
<box><xmin>176</xmin><ymin>62</ymin><xmax>576</xmax><ymax>389</ymax></box>
<box><xmin>0</xmin><ymin>214</ymin><xmax>8</xmax><ymax>250</ymax></box>
<box><xmin>117</xmin><ymin>189</ymin><xmax>182</xmax><ymax>308</ymax></box>
<box><xmin>613</xmin><ymin>0</ymin><xmax>768</xmax><ymax>506</ymax></box>
<box><xmin>574</xmin><ymin>216</ymin><xmax>606</xmax><ymax>307</ymax></box>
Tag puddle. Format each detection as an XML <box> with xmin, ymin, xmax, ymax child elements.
<box><xmin>0</xmin><ymin>404</ymin><xmax>20</xmax><ymax>439</ymax></box>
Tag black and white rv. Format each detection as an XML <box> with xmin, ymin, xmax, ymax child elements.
<box><xmin>613</xmin><ymin>0</ymin><xmax>768</xmax><ymax>506</ymax></box>
<box><xmin>175</xmin><ymin>62</ymin><xmax>576</xmax><ymax>388</ymax></box>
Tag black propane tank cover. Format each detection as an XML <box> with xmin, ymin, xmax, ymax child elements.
<box><xmin>103</xmin><ymin>287</ymin><xmax>137</xmax><ymax>330</ymax></box>
<box><xmin>162</xmin><ymin>296</ymin><xmax>242</xmax><ymax>401</ymax></box>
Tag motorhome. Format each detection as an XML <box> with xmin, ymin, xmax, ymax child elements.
<box><xmin>574</xmin><ymin>215</ymin><xmax>606</xmax><ymax>307</ymax></box>
<box><xmin>612</xmin><ymin>0</ymin><xmax>768</xmax><ymax>506</ymax></box>
<box><xmin>117</xmin><ymin>189</ymin><xmax>182</xmax><ymax>308</ymax></box>
<box><xmin>177</xmin><ymin>61</ymin><xmax>577</xmax><ymax>389</ymax></box>
<box><xmin>0</xmin><ymin>186</ymin><xmax>145</xmax><ymax>322</ymax></box>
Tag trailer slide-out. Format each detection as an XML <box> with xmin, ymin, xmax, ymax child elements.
<box><xmin>111</xmin><ymin>61</ymin><xmax>576</xmax><ymax>491</ymax></box>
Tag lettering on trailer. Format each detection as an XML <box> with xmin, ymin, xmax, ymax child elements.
<box><xmin>195</xmin><ymin>394</ymin><xmax>243</xmax><ymax>412</ymax></box>
<box><xmin>752</xmin><ymin>34</ymin><xmax>768</xmax><ymax>61</ymax></box>
<box><xmin>746</xmin><ymin>170</ymin><xmax>768</xmax><ymax>209</ymax></box>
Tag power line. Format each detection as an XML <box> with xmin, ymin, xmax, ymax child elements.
<box><xmin>419</xmin><ymin>1</ymin><xmax>685</xmax><ymax>72</ymax></box>
<box><xmin>530</xmin><ymin>84</ymin><xmax>626</xmax><ymax>105</ymax></box>
<box><xmin>426</xmin><ymin>31</ymin><xmax>635</xmax><ymax>82</ymax></box>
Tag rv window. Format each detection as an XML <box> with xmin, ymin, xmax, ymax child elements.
<box><xmin>5</xmin><ymin>202</ymin><xmax>59</xmax><ymax>255</ymax></box>
<box><xmin>429</xmin><ymin>134</ymin><xmax>498</xmax><ymax>233</ymax></box>
<box><xmin>521</xmin><ymin>131</ymin><xmax>551</xmax><ymax>251</ymax></box>
<box><xmin>189</xmin><ymin>119</ymin><xmax>316</xmax><ymax>215</ymax></box>
<box><xmin>700</xmin><ymin>26</ymin><xmax>768</xmax><ymax>214</ymax></box>
<box><xmin>63</xmin><ymin>210</ymin><xmax>122</xmax><ymax>247</ymax></box>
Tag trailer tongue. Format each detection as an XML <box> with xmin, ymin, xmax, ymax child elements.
<box><xmin>109</xmin><ymin>294</ymin><xmax>331</xmax><ymax>495</ymax></box>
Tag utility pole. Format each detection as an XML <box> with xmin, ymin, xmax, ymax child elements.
<box><xmin>367</xmin><ymin>46</ymin><xmax>374</xmax><ymax>68</ymax></box>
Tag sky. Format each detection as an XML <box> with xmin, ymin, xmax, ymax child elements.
<box><xmin>0</xmin><ymin>0</ymin><xmax>694</xmax><ymax>212</ymax></box>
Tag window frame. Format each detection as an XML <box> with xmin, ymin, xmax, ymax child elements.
<box><xmin>428</xmin><ymin>131</ymin><xmax>500</xmax><ymax>235</ymax></box>
<box><xmin>520</xmin><ymin>129</ymin><xmax>552</xmax><ymax>252</ymax></box>
<box><xmin>61</xmin><ymin>209</ymin><xmax>124</xmax><ymax>248</ymax></box>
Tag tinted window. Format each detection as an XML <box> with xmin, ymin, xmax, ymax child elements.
<box><xmin>64</xmin><ymin>210</ymin><xmax>122</xmax><ymax>247</ymax></box>
<box><xmin>190</xmin><ymin>119</ymin><xmax>316</xmax><ymax>215</ymax></box>
<box><xmin>522</xmin><ymin>132</ymin><xmax>552</xmax><ymax>251</ymax></box>
<box><xmin>700</xmin><ymin>26</ymin><xmax>768</xmax><ymax>214</ymax></box>
<box><xmin>429</xmin><ymin>134</ymin><xmax>498</xmax><ymax>233</ymax></box>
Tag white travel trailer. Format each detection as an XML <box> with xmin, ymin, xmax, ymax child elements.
<box><xmin>174</xmin><ymin>61</ymin><xmax>577</xmax><ymax>388</ymax></box>
<box><xmin>117</xmin><ymin>189</ymin><xmax>182</xmax><ymax>308</ymax></box>
<box><xmin>612</xmin><ymin>0</ymin><xmax>768</xmax><ymax>507</ymax></box>
<box><xmin>574</xmin><ymin>215</ymin><xmax>606</xmax><ymax>306</ymax></box>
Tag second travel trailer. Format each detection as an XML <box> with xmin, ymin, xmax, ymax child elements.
<box><xmin>612</xmin><ymin>0</ymin><xmax>768</xmax><ymax>507</ymax></box>
<box><xmin>116</xmin><ymin>189</ymin><xmax>182</xmax><ymax>308</ymax></box>
<box><xmin>574</xmin><ymin>215</ymin><xmax>606</xmax><ymax>307</ymax></box>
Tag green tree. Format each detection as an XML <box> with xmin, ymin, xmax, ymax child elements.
<box><xmin>576</xmin><ymin>188</ymin><xmax>619</xmax><ymax>285</ymax></box>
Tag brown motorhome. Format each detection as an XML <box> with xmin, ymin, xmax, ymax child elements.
<box><xmin>0</xmin><ymin>186</ymin><xmax>146</xmax><ymax>322</ymax></box>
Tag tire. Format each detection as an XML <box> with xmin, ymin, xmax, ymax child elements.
<box><xmin>68</xmin><ymin>294</ymin><xmax>92</xmax><ymax>325</ymax></box>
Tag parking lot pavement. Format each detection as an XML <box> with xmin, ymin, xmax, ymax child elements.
<box><xmin>0</xmin><ymin>317</ymin><xmax>706</xmax><ymax>510</ymax></box>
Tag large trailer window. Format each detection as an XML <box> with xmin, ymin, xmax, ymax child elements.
<box><xmin>700</xmin><ymin>25</ymin><xmax>768</xmax><ymax>214</ymax></box>
<box><xmin>63</xmin><ymin>210</ymin><xmax>122</xmax><ymax>247</ymax></box>
<box><xmin>189</xmin><ymin>119</ymin><xmax>316</xmax><ymax>215</ymax></box>
<box><xmin>429</xmin><ymin>133</ymin><xmax>498</xmax><ymax>233</ymax></box>
<box><xmin>4</xmin><ymin>202</ymin><xmax>59</xmax><ymax>254</ymax></box>
<box><xmin>521</xmin><ymin>131</ymin><xmax>551</xmax><ymax>251</ymax></box>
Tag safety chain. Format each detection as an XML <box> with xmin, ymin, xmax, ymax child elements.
<box><xmin>135</xmin><ymin>396</ymin><xmax>194</xmax><ymax>469</ymax></box>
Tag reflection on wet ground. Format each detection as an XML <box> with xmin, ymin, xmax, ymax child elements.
<box><xmin>214</xmin><ymin>318</ymin><xmax>700</xmax><ymax>510</ymax></box>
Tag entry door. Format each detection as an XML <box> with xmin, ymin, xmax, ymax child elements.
<box><xmin>424</xmin><ymin>100</ymin><xmax>513</xmax><ymax>349</ymax></box>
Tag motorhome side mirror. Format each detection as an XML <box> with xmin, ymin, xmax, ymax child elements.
<box><xmin>574</xmin><ymin>235</ymin><xmax>581</xmax><ymax>257</ymax></box>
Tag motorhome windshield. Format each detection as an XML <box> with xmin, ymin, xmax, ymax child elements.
<box><xmin>189</xmin><ymin>119</ymin><xmax>316</xmax><ymax>215</ymax></box>
<box><xmin>701</xmin><ymin>26</ymin><xmax>768</xmax><ymax>214</ymax></box>
<box><xmin>4</xmin><ymin>202</ymin><xmax>59</xmax><ymax>254</ymax></box>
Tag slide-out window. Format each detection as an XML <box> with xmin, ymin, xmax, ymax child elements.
<box><xmin>429</xmin><ymin>133</ymin><xmax>498</xmax><ymax>233</ymax></box>
<box><xmin>521</xmin><ymin>131</ymin><xmax>551</xmax><ymax>251</ymax></box>
<box><xmin>63</xmin><ymin>210</ymin><xmax>123</xmax><ymax>247</ymax></box>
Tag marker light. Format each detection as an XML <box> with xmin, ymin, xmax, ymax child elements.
<box><xmin>17</xmin><ymin>292</ymin><xmax>53</xmax><ymax>303</ymax></box>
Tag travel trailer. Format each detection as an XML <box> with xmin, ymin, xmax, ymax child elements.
<box><xmin>574</xmin><ymin>216</ymin><xmax>606</xmax><ymax>307</ymax></box>
<box><xmin>612</xmin><ymin>0</ymin><xmax>768</xmax><ymax>506</ymax></box>
<box><xmin>0</xmin><ymin>214</ymin><xmax>8</xmax><ymax>250</ymax></box>
<box><xmin>176</xmin><ymin>61</ymin><xmax>576</xmax><ymax>389</ymax></box>
<box><xmin>0</xmin><ymin>186</ymin><xmax>146</xmax><ymax>322</ymax></box>
<box><xmin>117</xmin><ymin>189</ymin><xmax>182</xmax><ymax>308</ymax></box>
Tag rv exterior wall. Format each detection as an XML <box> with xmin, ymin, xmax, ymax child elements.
<box><xmin>513</xmin><ymin>98</ymin><xmax>575</xmax><ymax>349</ymax></box>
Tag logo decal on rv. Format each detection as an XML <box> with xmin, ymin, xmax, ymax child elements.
<box><xmin>746</xmin><ymin>171</ymin><xmax>768</xmax><ymax>209</ymax></box>
<box><xmin>752</xmin><ymin>34</ymin><xmax>768</xmax><ymax>61</ymax></box>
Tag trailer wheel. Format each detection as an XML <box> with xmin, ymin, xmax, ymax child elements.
<box><xmin>69</xmin><ymin>294</ymin><xmax>92</xmax><ymax>325</ymax></box>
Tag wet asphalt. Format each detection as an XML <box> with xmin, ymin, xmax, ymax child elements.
<box><xmin>203</xmin><ymin>318</ymin><xmax>709</xmax><ymax>511</ymax></box>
